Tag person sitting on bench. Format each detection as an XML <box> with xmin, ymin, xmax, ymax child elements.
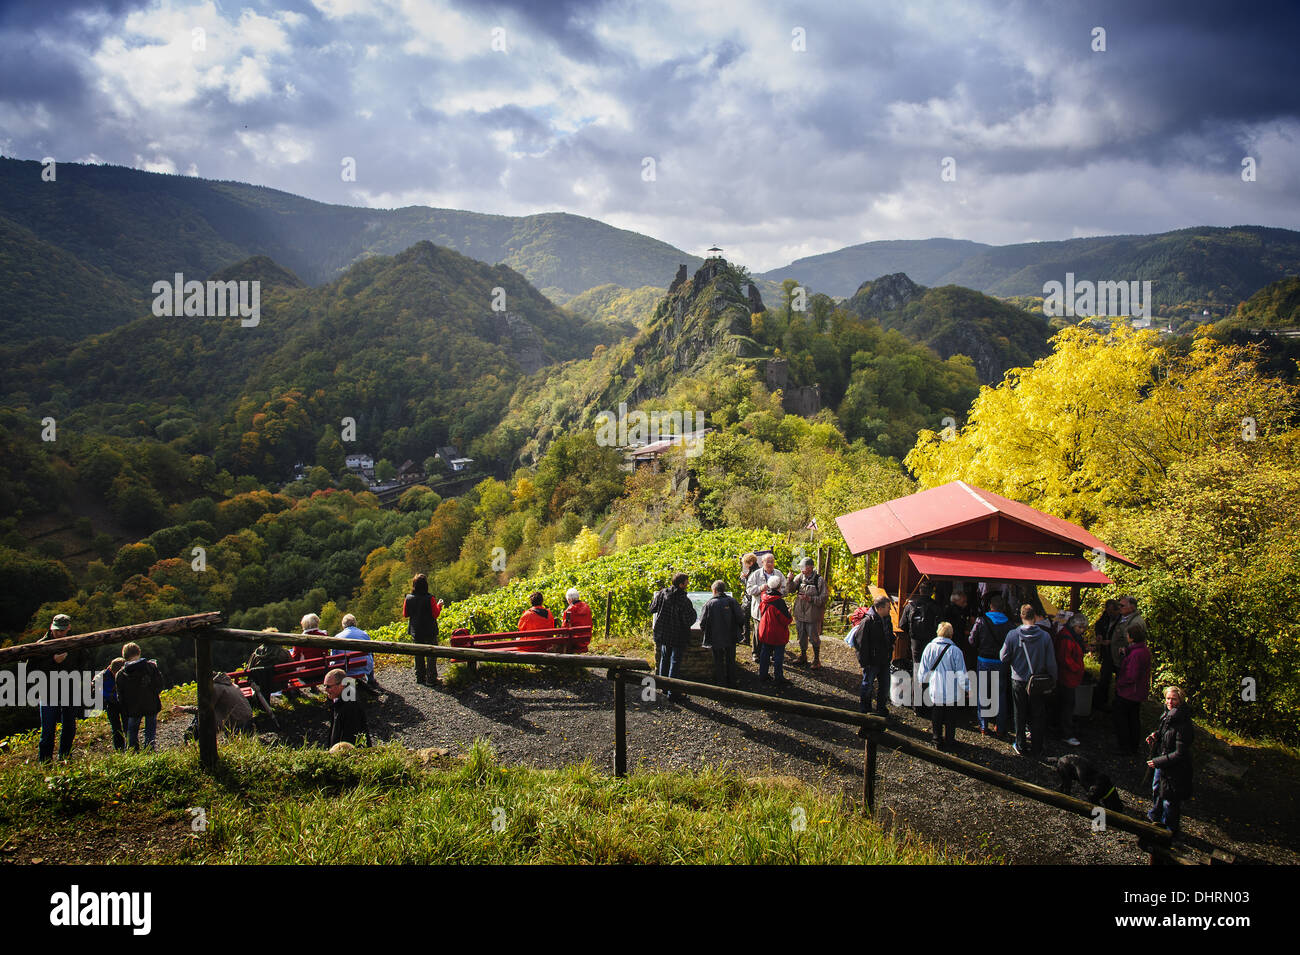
<box><xmin>332</xmin><ymin>614</ymin><xmax>379</xmax><ymax>695</ymax></box>
<box><xmin>517</xmin><ymin>592</ymin><xmax>557</xmax><ymax>632</ymax></box>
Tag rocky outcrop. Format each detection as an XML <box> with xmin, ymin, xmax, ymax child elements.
<box><xmin>669</xmin><ymin>263</ymin><xmax>688</xmax><ymax>294</ymax></box>
<box><xmin>502</xmin><ymin>311</ymin><xmax>547</xmax><ymax>375</ymax></box>
<box><xmin>598</xmin><ymin>258</ymin><xmax>756</xmax><ymax>407</ymax></box>
<box><xmin>764</xmin><ymin>359</ymin><xmax>820</xmax><ymax>414</ymax></box>
<box><xmin>846</xmin><ymin>272</ymin><xmax>925</xmax><ymax>317</ymax></box>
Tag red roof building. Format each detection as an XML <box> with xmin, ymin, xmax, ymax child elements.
<box><xmin>836</xmin><ymin>480</ymin><xmax>1136</xmax><ymax>612</ymax></box>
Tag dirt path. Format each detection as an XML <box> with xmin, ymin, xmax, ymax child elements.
<box><xmin>153</xmin><ymin>636</ymin><xmax>1297</xmax><ymax>866</ymax></box>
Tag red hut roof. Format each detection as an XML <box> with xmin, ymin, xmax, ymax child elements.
<box><xmin>836</xmin><ymin>481</ymin><xmax>1135</xmax><ymax>567</ymax></box>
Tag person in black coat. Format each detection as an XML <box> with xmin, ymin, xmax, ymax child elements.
<box><xmin>403</xmin><ymin>573</ymin><xmax>443</xmax><ymax>685</ymax></box>
<box><xmin>324</xmin><ymin>668</ymin><xmax>370</xmax><ymax>747</ymax></box>
<box><xmin>700</xmin><ymin>580</ymin><xmax>743</xmax><ymax>687</ymax></box>
<box><xmin>856</xmin><ymin>596</ymin><xmax>895</xmax><ymax>728</ymax></box>
<box><xmin>116</xmin><ymin>641</ymin><xmax>165</xmax><ymax>752</ymax></box>
<box><xmin>1146</xmin><ymin>685</ymin><xmax>1194</xmax><ymax>838</ymax></box>
<box><xmin>650</xmin><ymin>572</ymin><xmax>697</xmax><ymax>700</ymax></box>
<box><xmin>898</xmin><ymin>584</ymin><xmax>939</xmax><ymax>673</ymax></box>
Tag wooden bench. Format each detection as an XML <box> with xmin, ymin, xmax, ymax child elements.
<box><xmin>448</xmin><ymin>626</ymin><xmax>591</xmax><ymax>673</ymax></box>
<box><xmin>228</xmin><ymin>650</ymin><xmax>374</xmax><ymax>717</ymax></box>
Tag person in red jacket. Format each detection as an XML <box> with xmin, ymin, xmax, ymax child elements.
<box><xmin>757</xmin><ymin>576</ymin><xmax>793</xmax><ymax>688</ymax></box>
<box><xmin>1054</xmin><ymin>612</ymin><xmax>1087</xmax><ymax>746</ymax></box>
<box><xmin>562</xmin><ymin>588</ymin><xmax>593</xmax><ymax>632</ymax></box>
<box><xmin>518</xmin><ymin>591</ymin><xmax>558</xmax><ymax>632</ymax></box>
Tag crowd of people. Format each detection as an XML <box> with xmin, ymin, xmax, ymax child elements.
<box><xmin>864</xmin><ymin>581</ymin><xmax>1189</xmax><ymax>837</ymax></box>
<box><xmin>23</xmin><ymin>567</ymin><xmax>1192</xmax><ymax>840</ymax></box>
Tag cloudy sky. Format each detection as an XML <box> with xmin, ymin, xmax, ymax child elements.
<box><xmin>1</xmin><ymin>0</ymin><xmax>1297</xmax><ymax>271</ymax></box>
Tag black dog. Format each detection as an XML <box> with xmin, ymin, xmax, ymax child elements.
<box><xmin>1049</xmin><ymin>754</ymin><xmax>1125</xmax><ymax>813</ymax></box>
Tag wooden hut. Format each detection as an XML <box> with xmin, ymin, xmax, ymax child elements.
<box><xmin>836</xmin><ymin>480</ymin><xmax>1137</xmax><ymax>651</ymax></box>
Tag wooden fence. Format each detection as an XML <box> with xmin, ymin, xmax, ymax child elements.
<box><xmin>2</xmin><ymin>612</ymin><xmax>1228</xmax><ymax>865</ymax></box>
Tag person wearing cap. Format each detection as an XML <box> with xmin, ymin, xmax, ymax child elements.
<box><xmin>700</xmin><ymin>580</ymin><xmax>744</xmax><ymax>687</ymax></box>
<box><xmin>323</xmin><ymin>668</ymin><xmax>370</xmax><ymax>747</ymax></box>
<box><xmin>756</xmin><ymin>575</ymin><xmax>793</xmax><ymax>687</ymax></box>
<box><xmin>790</xmin><ymin>557</ymin><xmax>829</xmax><ymax>670</ymax></box>
<box><xmin>37</xmin><ymin>614</ymin><xmax>86</xmax><ymax>762</ymax></box>
<box><xmin>562</xmin><ymin>588</ymin><xmax>593</xmax><ymax>633</ymax></box>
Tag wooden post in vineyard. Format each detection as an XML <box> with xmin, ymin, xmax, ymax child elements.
<box><xmin>613</xmin><ymin>668</ymin><xmax>627</xmax><ymax>778</ymax></box>
<box><xmin>604</xmin><ymin>592</ymin><xmax>613</xmax><ymax>642</ymax></box>
<box><xmin>863</xmin><ymin>735</ymin><xmax>878</xmax><ymax>815</ymax></box>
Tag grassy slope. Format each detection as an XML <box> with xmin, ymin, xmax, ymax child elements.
<box><xmin>0</xmin><ymin>735</ymin><xmax>958</xmax><ymax>865</ymax></box>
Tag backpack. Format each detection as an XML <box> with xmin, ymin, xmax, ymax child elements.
<box><xmin>1020</xmin><ymin>629</ymin><xmax>1056</xmax><ymax>698</ymax></box>
<box><xmin>247</xmin><ymin>643</ymin><xmax>290</xmax><ymax>696</ymax></box>
<box><xmin>247</xmin><ymin>643</ymin><xmax>291</xmax><ymax>671</ymax></box>
<box><xmin>650</xmin><ymin>588</ymin><xmax>670</xmax><ymax>642</ymax></box>
<box><xmin>906</xmin><ymin>599</ymin><xmax>936</xmax><ymax>642</ymax></box>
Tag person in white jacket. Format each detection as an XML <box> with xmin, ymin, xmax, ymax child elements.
<box><xmin>918</xmin><ymin>622</ymin><xmax>971</xmax><ymax>750</ymax></box>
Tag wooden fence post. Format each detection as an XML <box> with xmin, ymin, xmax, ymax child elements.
<box><xmin>195</xmin><ymin>632</ymin><xmax>217</xmax><ymax>772</ymax></box>
<box><xmin>864</xmin><ymin>734</ymin><xmax>878</xmax><ymax>816</ymax></box>
<box><xmin>604</xmin><ymin>592</ymin><xmax>613</xmax><ymax>643</ymax></box>
<box><xmin>613</xmin><ymin>668</ymin><xmax>627</xmax><ymax>778</ymax></box>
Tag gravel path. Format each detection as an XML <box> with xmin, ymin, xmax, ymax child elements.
<box><xmin>155</xmin><ymin>636</ymin><xmax>1298</xmax><ymax>866</ymax></box>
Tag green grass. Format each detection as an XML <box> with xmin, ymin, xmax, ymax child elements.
<box><xmin>0</xmin><ymin>738</ymin><xmax>961</xmax><ymax>865</ymax></box>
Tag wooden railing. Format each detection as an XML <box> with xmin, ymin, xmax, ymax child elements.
<box><xmin>1</xmin><ymin>612</ymin><xmax>1229</xmax><ymax>865</ymax></box>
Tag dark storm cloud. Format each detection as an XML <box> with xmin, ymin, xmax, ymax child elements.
<box><xmin>0</xmin><ymin>0</ymin><xmax>1296</xmax><ymax>267</ymax></box>
<box><xmin>453</xmin><ymin>0</ymin><xmax>612</xmax><ymax>61</ymax></box>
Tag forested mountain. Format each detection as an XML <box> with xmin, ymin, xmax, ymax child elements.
<box><xmin>3</xmin><ymin>243</ymin><xmax>625</xmax><ymax>481</ymax></box>
<box><xmin>0</xmin><ymin>157</ymin><xmax>702</xmax><ymax>342</ymax></box>
<box><xmin>0</xmin><ymin>215</ymin><xmax>140</xmax><ymax>343</ymax></box>
<box><xmin>763</xmin><ymin>227</ymin><xmax>1300</xmax><ymax>307</ymax></box>
<box><xmin>761</xmin><ymin>238</ymin><xmax>988</xmax><ymax>296</ymax></box>
<box><xmin>844</xmin><ymin>273</ymin><xmax>1053</xmax><ymax>383</ymax></box>
<box><xmin>1223</xmin><ymin>276</ymin><xmax>1300</xmax><ymax>328</ymax></box>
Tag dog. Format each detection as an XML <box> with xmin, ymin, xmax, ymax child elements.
<box><xmin>1048</xmin><ymin>754</ymin><xmax>1125</xmax><ymax>813</ymax></box>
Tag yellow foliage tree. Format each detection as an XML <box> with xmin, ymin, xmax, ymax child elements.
<box><xmin>903</xmin><ymin>325</ymin><xmax>1296</xmax><ymax>525</ymax></box>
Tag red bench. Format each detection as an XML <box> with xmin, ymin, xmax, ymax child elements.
<box><xmin>448</xmin><ymin>626</ymin><xmax>591</xmax><ymax>671</ymax></box>
<box><xmin>228</xmin><ymin>650</ymin><xmax>373</xmax><ymax>700</ymax></box>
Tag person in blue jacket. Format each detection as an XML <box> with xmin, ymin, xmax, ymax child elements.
<box><xmin>968</xmin><ymin>596</ymin><xmax>1015</xmax><ymax>736</ymax></box>
<box><xmin>100</xmin><ymin>657</ymin><xmax>126</xmax><ymax>752</ymax></box>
